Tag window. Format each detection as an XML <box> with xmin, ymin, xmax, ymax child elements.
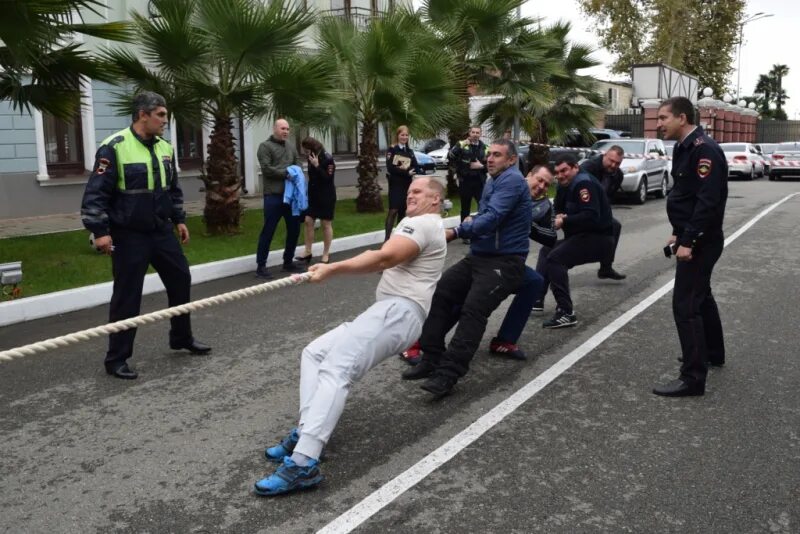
<box><xmin>43</xmin><ymin>108</ymin><xmax>85</xmax><ymax>177</ymax></box>
<box><xmin>332</xmin><ymin>125</ymin><xmax>357</xmax><ymax>155</ymax></box>
<box><xmin>175</xmin><ymin>120</ymin><xmax>204</xmax><ymax>169</ymax></box>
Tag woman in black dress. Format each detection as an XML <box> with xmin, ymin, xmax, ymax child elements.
<box><xmin>384</xmin><ymin>125</ymin><xmax>418</xmax><ymax>241</ymax></box>
<box><xmin>297</xmin><ymin>137</ymin><xmax>336</xmax><ymax>264</ymax></box>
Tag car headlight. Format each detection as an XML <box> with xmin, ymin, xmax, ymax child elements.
<box><xmin>623</xmin><ymin>166</ymin><xmax>638</xmax><ymax>173</ymax></box>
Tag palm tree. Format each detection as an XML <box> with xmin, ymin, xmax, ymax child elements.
<box><xmin>105</xmin><ymin>0</ymin><xmax>334</xmax><ymax>234</ymax></box>
<box><xmin>316</xmin><ymin>9</ymin><xmax>462</xmax><ymax>212</ymax></box>
<box><xmin>419</xmin><ymin>0</ymin><xmax>541</xmax><ymax>195</ymax></box>
<box><xmin>0</xmin><ymin>0</ymin><xmax>131</xmax><ymax>119</ymax></box>
<box><xmin>769</xmin><ymin>64</ymin><xmax>790</xmax><ymax>112</ymax></box>
<box><xmin>753</xmin><ymin>73</ymin><xmax>774</xmax><ymax>115</ymax></box>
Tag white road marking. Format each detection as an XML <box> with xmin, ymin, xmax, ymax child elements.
<box><xmin>318</xmin><ymin>192</ymin><xmax>800</xmax><ymax>534</ymax></box>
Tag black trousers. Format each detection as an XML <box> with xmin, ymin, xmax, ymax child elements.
<box><xmin>673</xmin><ymin>236</ymin><xmax>725</xmax><ymax>385</ymax></box>
<box><xmin>420</xmin><ymin>254</ymin><xmax>526</xmax><ymax>379</ymax></box>
<box><xmin>543</xmin><ymin>233</ymin><xmax>615</xmax><ymax>313</ymax></box>
<box><xmin>601</xmin><ymin>217</ymin><xmax>622</xmax><ymax>270</ymax></box>
<box><xmin>459</xmin><ymin>177</ymin><xmax>484</xmax><ymax>222</ymax></box>
<box><xmin>106</xmin><ymin>226</ymin><xmax>193</xmax><ymax>370</ymax></box>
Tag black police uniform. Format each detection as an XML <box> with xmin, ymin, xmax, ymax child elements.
<box><xmin>580</xmin><ymin>154</ymin><xmax>623</xmax><ymax>272</ymax></box>
<box><xmin>449</xmin><ymin>140</ymin><xmax>488</xmax><ymax>221</ymax></box>
<box><xmin>81</xmin><ymin>127</ymin><xmax>196</xmax><ymax>373</ymax></box>
<box><xmin>385</xmin><ymin>144</ymin><xmax>418</xmax><ymax>217</ymax></box>
<box><xmin>543</xmin><ymin>171</ymin><xmax>615</xmax><ymax>314</ymax></box>
<box><xmin>667</xmin><ymin>126</ymin><xmax>728</xmax><ymax>386</ymax></box>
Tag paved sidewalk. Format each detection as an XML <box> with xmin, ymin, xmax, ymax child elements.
<box><xmin>0</xmin><ymin>184</ymin><xmax>365</xmax><ymax>239</ymax></box>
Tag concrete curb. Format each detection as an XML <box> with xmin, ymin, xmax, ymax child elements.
<box><xmin>0</xmin><ymin>215</ymin><xmax>460</xmax><ymax>327</ymax></box>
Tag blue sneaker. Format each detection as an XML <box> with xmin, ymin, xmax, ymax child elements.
<box><xmin>264</xmin><ymin>428</ymin><xmax>299</xmax><ymax>463</ymax></box>
<box><xmin>253</xmin><ymin>456</ymin><xmax>323</xmax><ymax>496</ymax></box>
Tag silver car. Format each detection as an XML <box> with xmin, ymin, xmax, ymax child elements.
<box><xmin>590</xmin><ymin>139</ymin><xmax>671</xmax><ymax>204</ymax></box>
<box><xmin>719</xmin><ymin>143</ymin><xmax>764</xmax><ymax>180</ymax></box>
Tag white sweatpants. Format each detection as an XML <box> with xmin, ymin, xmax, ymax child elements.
<box><xmin>293</xmin><ymin>296</ymin><xmax>425</xmax><ymax>460</ymax></box>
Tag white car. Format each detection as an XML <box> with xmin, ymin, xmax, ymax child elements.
<box><xmin>719</xmin><ymin>143</ymin><xmax>764</xmax><ymax>180</ymax></box>
<box><xmin>427</xmin><ymin>144</ymin><xmax>450</xmax><ymax>169</ymax></box>
<box><xmin>590</xmin><ymin>138</ymin><xmax>671</xmax><ymax>204</ymax></box>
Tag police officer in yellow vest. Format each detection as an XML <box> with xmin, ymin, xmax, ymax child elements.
<box><xmin>81</xmin><ymin>91</ymin><xmax>211</xmax><ymax>380</ymax></box>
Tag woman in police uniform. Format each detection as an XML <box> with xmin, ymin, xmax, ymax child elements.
<box><xmin>384</xmin><ymin>125</ymin><xmax>418</xmax><ymax>241</ymax></box>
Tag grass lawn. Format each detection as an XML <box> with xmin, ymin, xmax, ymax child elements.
<box><xmin>1</xmin><ymin>196</ymin><xmax>464</xmax><ymax>299</ymax></box>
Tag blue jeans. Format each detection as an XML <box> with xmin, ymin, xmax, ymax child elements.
<box><xmin>496</xmin><ymin>266</ymin><xmax>544</xmax><ymax>344</ymax></box>
<box><xmin>256</xmin><ymin>194</ymin><xmax>301</xmax><ymax>267</ymax></box>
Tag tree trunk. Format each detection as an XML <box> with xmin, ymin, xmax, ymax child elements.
<box><xmin>355</xmin><ymin>119</ymin><xmax>383</xmax><ymax>212</ymax></box>
<box><xmin>202</xmin><ymin>116</ymin><xmax>242</xmax><ymax>235</ymax></box>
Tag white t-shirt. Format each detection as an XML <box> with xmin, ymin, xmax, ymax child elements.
<box><xmin>376</xmin><ymin>213</ymin><xmax>447</xmax><ymax>314</ymax></box>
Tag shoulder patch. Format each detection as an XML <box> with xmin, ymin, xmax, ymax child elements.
<box><xmin>400</xmin><ymin>224</ymin><xmax>415</xmax><ymax>235</ymax></box>
<box><xmin>697</xmin><ymin>158</ymin><xmax>712</xmax><ymax>179</ymax></box>
<box><xmin>579</xmin><ymin>188</ymin><xmax>591</xmax><ymax>203</ymax></box>
<box><xmin>95</xmin><ymin>157</ymin><xmax>111</xmax><ymax>175</ymax></box>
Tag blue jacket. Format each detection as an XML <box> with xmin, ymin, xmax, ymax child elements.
<box><xmin>456</xmin><ymin>165</ymin><xmax>532</xmax><ymax>256</ymax></box>
<box><xmin>284</xmin><ymin>165</ymin><xmax>308</xmax><ymax>216</ymax></box>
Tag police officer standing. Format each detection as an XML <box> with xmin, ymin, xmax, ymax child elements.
<box><xmin>580</xmin><ymin>146</ymin><xmax>627</xmax><ymax>280</ymax></box>
<box><xmin>449</xmin><ymin>126</ymin><xmax>488</xmax><ymax>241</ymax></box>
<box><xmin>81</xmin><ymin>91</ymin><xmax>211</xmax><ymax>380</ymax></box>
<box><xmin>540</xmin><ymin>153</ymin><xmax>615</xmax><ymax>329</ymax></box>
<box><xmin>653</xmin><ymin>96</ymin><xmax>727</xmax><ymax>397</ymax></box>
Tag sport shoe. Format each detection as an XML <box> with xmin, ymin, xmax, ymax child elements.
<box><xmin>264</xmin><ymin>428</ymin><xmax>299</xmax><ymax>463</ymax></box>
<box><xmin>400</xmin><ymin>341</ymin><xmax>422</xmax><ymax>365</ymax></box>
<box><xmin>282</xmin><ymin>262</ymin><xmax>306</xmax><ymax>274</ymax></box>
<box><xmin>543</xmin><ymin>309</ymin><xmax>577</xmax><ymax>329</ymax></box>
<box><xmin>255</xmin><ymin>266</ymin><xmax>272</xmax><ymax>279</ymax></box>
<box><xmin>489</xmin><ymin>337</ymin><xmax>526</xmax><ymax>360</ymax></box>
<box><xmin>401</xmin><ymin>359</ymin><xmax>436</xmax><ymax>380</ymax></box>
<box><xmin>420</xmin><ymin>374</ymin><xmax>457</xmax><ymax>398</ymax></box>
<box><xmin>253</xmin><ymin>456</ymin><xmax>323</xmax><ymax>496</ymax></box>
<box><xmin>531</xmin><ymin>299</ymin><xmax>544</xmax><ymax>313</ymax></box>
<box><xmin>597</xmin><ymin>268</ymin><xmax>627</xmax><ymax>280</ymax></box>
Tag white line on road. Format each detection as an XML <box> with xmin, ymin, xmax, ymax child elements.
<box><xmin>317</xmin><ymin>192</ymin><xmax>800</xmax><ymax>534</ymax></box>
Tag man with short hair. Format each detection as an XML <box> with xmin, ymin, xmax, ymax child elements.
<box><xmin>254</xmin><ymin>177</ymin><xmax>448</xmax><ymax>496</ymax></box>
<box><xmin>652</xmin><ymin>96</ymin><xmax>727</xmax><ymax>397</ymax></box>
<box><xmin>255</xmin><ymin>118</ymin><xmax>303</xmax><ymax>279</ymax></box>
<box><xmin>402</xmin><ymin>139</ymin><xmax>532</xmax><ymax>397</ymax></box>
<box><xmin>580</xmin><ymin>146</ymin><xmax>627</xmax><ymax>280</ymax></box>
<box><xmin>540</xmin><ymin>153</ymin><xmax>615</xmax><ymax>329</ymax></box>
<box><xmin>81</xmin><ymin>91</ymin><xmax>211</xmax><ymax>380</ymax></box>
<box><xmin>449</xmin><ymin>126</ymin><xmax>488</xmax><ymax>231</ymax></box>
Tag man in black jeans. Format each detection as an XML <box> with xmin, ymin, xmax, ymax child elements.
<box><xmin>255</xmin><ymin>118</ymin><xmax>305</xmax><ymax>279</ymax></box>
<box><xmin>652</xmin><ymin>96</ymin><xmax>728</xmax><ymax>397</ymax></box>
<box><xmin>580</xmin><ymin>147</ymin><xmax>627</xmax><ymax>280</ymax></box>
<box><xmin>402</xmin><ymin>139</ymin><xmax>532</xmax><ymax>398</ymax></box>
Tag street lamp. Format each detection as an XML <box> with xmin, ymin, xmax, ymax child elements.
<box><xmin>736</xmin><ymin>12</ymin><xmax>774</xmax><ymax>100</ymax></box>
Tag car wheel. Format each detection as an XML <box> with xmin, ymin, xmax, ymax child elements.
<box><xmin>655</xmin><ymin>174</ymin><xmax>668</xmax><ymax>198</ymax></box>
<box><xmin>747</xmin><ymin>165</ymin><xmax>755</xmax><ymax>181</ymax></box>
<box><xmin>635</xmin><ymin>177</ymin><xmax>647</xmax><ymax>204</ymax></box>
<box><xmin>770</xmin><ymin>173</ymin><xmax>778</xmax><ymax>181</ymax></box>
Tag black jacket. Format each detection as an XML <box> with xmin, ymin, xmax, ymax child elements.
<box><xmin>554</xmin><ymin>171</ymin><xmax>613</xmax><ymax>238</ymax></box>
<box><xmin>667</xmin><ymin>127</ymin><xmax>728</xmax><ymax>247</ymax></box>
<box><xmin>449</xmin><ymin>140</ymin><xmax>488</xmax><ymax>182</ymax></box>
<box><xmin>580</xmin><ymin>154</ymin><xmax>623</xmax><ymax>200</ymax></box>
<box><xmin>385</xmin><ymin>144</ymin><xmax>417</xmax><ymax>182</ymax></box>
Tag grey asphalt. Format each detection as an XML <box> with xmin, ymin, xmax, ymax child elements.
<box><xmin>1</xmin><ymin>181</ymin><xmax>799</xmax><ymax>533</ymax></box>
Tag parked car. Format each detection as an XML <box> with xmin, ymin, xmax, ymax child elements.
<box><xmin>415</xmin><ymin>138</ymin><xmax>447</xmax><ymax>154</ymax></box>
<box><xmin>414</xmin><ymin>151</ymin><xmax>436</xmax><ymax>174</ymax></box>
<box><xmin>565</xmin><ymin>128</ymin><xmax>631</xmax><ymax>148</ymax></box>
<box><xmin>662</xmin><ymin>139</ymin><xmax>676</xmax><ymax>178</ymax></box>
<box><xmin>719</xmin><ymin>143</ymin><xmax>764</xmax><ymax>180</ymax></box>
<box><xmin>547</xmin><ymin>147</ymin><xmax>593</xmax><ymax>171</ymax></box>
<box><xmin>754</xmin><ymin>143</ymin><xmax>778</xmax><ymax>176</ymax></box>
<box><xmin>427</xmin><ymin>144</ymin><xmax>450</xmax><ymax>169</ymax></box>
<box><xmin>590</xmin><ymin>138</ymin><xmax>670</xmax><ymax>204</ymax></box>
<box><xmin>768</xmin><ymin>146</ymin><xmax>800</xmax><ymax>180</ymax></box>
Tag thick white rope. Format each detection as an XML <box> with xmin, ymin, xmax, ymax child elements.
<box><xmin>0</xmin><ymin>273</ymin><xmax>311</xmax><ymax>363</ymax></box>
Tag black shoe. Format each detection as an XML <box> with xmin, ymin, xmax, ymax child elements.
<box><xmin>295</xmin><ymin>253</ymin><xmax>312</xmax><ymax>264</ymax></box>
<box><xmin>282</xmin><ymin>262</ymin><xmax>306</xmax><ymax>274</ymax></box>
<box><xmin>531</xmin><ymin>300</ymin><xmax>544</xmax><ymax>313</ymax></box>
<box><xmin>652</xmin><ymin>378</ymin><xmax>704</xmax><ymax>397</ymax></box>
<box><xmin>170</xmin><ymin>339</ymin><xmax>212</xmax><ymax>355</ymax></box>
<box><xmin>598</xmin><ymin>268</ymin><xmax>627</xmax><ymax>280</ymax></box>
<box><xmin>106</xmin><ymin>363</ymin><xmax>138</xmax><ymax>380</ymax></box>
<box><xmin>255</xmin><ymin>266</ymin><xmax>272</xmax><ymax>279</ymax></box>
<box><xmin>420</xmin><ymin>374</ymin><xmax>457</xmax><ymax>398</ymax></box>
<box><xmin>543</xmin><ymin>309</ymin><xmax>577</xmax><ymax>329</ymax></box>
<box><xmin>401</xmin><ymin>359</ymin><xmax>436</xmax><ymax>380</ymax></box>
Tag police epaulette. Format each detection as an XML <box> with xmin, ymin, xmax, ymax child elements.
<box><xmin>107</xmin><ymin>135</ymin><xmax>125</xmax><ymax>148</ymax></box>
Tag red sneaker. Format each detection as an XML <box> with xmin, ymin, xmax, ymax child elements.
<box><xmin>489</xmin><ymin>338</ymin><xmax>526</xmax><ymax>360</ymax></box>
<box><xmin>400</xmin><ymin>341</ymin><xmax>422</xmax><ymax>365</ymax></box>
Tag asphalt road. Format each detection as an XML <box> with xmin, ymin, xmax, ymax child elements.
<box><xmin>1</xmin><ymin>181</ymin><xmax>799</xmax><ymax>534</ymax></box>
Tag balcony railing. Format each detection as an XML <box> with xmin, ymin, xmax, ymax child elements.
<box><xmin>321</xmin><ymin>7</ymin><xmax>387</xmax><ymax>29</ymax></box>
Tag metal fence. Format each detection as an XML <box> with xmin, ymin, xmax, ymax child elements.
<box><xmin>604</xmin><ymin>112</ymin><xmax>644</xmax><ymax>138</ymax></box>
<box><xmin>756</xmin><ymin>120</ymin><xmax>800</xmax><ymax>143</ymax></box>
